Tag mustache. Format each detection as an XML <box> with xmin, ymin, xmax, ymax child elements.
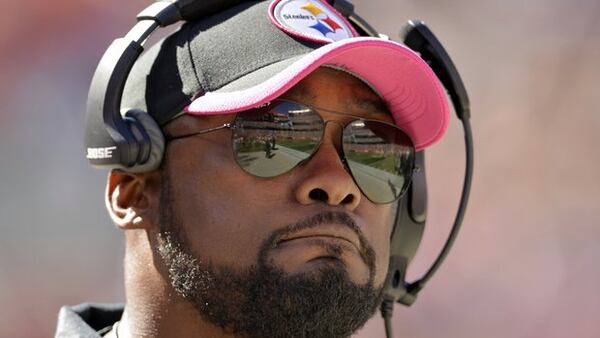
<box><xmin>260</xmin><ymin>211</ymin><xmax>376</xmax><ymax>272</ymax></box>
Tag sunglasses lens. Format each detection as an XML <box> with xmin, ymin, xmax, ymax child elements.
<box><xmin>232</xmin><ymin>101</ymin><xmax>323</xmax><ymax>177</ymax></box>
<box><xmin>342</xmin><ymin>120</ymin><xmax>415</xmax><ymax>204</ymax></box>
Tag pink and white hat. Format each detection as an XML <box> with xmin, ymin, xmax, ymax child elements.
<box><xmin>122</xmin><ymin>0</ymin><xmax>449</xmax><ymax>150</ymax></box>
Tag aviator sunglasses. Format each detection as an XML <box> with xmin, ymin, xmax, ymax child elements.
<box><xmin>165</xmin><ymin>99</ymin><xmax>417</xmax><ymax>204</ymax></box>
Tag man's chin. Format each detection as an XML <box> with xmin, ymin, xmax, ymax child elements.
<box><xmin>207</xmin><ymin>262</ymin><xmax>383</xmax><ymax>338</ymax></box>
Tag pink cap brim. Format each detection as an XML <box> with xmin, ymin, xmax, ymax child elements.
<box><xmin>185</xmin><ymin>37</ymin><xmax>449</xmax><ymax>150</ymax></box>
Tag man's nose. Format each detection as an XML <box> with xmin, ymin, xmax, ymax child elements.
<box><xmin>293</xmin><ymin>124</ymin><xmax>362</xmax><ymax>211</ymax></box>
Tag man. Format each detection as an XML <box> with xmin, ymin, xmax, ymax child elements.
<box><xmin>56</xmin><ymin>0</ymin><xmax>449</xmax><ymax>337</ymax></box>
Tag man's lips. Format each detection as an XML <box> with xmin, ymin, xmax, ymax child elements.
<box><xmin>275</xmin><ymin>224</ymin><xmax>362</xmax><ymax>253</ymax></box>
<box><xmin>260</xmin><ymin>212</ymin><xmax>376</xmax><ymax>283</ymax></box>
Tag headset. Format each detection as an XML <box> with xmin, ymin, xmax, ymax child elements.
<box><xmin>84</xmin><ymin>1</ymin><xmax>473</xmax><ymax>337</ymax></box>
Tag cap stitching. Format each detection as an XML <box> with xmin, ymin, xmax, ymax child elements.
<box><xmin>185</xmin><ymin>23</ymin><xmax>206</xmax><ymax>97</ymax></box>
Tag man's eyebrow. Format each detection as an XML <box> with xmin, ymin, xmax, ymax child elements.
<box><xmin>284</xmin><ymin>84</ymin><xmax>390</xmax><ymax>117</ymax></box>
<box><xmin>347</xmin><ymin>96</ymin><xmax>390</xmax><ymax>116</ymax></box>
<box><xmin>285</xmin><ymin>85</ymin><xmax>316</xmax><ymax>102</ymax></box>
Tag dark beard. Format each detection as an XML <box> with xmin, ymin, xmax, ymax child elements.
<box><xmin>157</xmin><ymin>168</ymin><xmax>383</xmax><ymax>338</ymax></box>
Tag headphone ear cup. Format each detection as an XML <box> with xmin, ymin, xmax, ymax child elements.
<box><xmin>124</xmin><ymin>109</ymin><xmax>165</xmax><ymax>173</ymax></box>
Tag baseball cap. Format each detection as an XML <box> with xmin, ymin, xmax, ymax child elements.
<box><xmin>122</xmin><ymin>0</ymin><xmax>449</xmax><ymax>150</ymax></box>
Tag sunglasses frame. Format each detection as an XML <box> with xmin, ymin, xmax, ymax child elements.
<box><xmin>164</xmin><ymin>99</ymin><xmax>418</xmax><ymax>204</ymax></box>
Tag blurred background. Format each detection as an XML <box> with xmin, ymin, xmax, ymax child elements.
<box><xmin>1</xmin><ymin>0</ymin><xmax>598</xmax><ymax>337</ymax></box>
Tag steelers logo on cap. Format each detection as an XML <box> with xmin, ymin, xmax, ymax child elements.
<box><xmin>269</xmin><ymin>0</ymin><xmax>358</xmax><ymax>43</ymax></box>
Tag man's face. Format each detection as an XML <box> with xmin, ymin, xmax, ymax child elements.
<box><xmin>156</xmin><ymin>67</ymin><xmax>395</xmax><ymax>337</ymax></box>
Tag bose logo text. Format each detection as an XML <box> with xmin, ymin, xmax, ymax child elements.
<box><xmin>87</xmin><ymin>146</ymin><xmax>117</xmax><ymax>159</ymax></box>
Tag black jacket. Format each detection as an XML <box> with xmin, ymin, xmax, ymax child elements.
<box><xmin>55</xmin><ymin>303</ymin><xmax>123</xmax><ymax>338</ymax></box>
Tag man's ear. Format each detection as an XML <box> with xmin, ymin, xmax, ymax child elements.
<box><xmin>105</xmin><ymin>170</ymin><xmax>159</xmax><ymax>230</ymax></box>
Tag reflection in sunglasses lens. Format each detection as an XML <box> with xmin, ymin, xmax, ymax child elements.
<box><xmin>233</xmin><ymin>101</ymin><xmax>322</xmax><ymax>177</ymax></box>
<box><xmin>343</xmin><ymin>121</ymin><xmax>414</xmax><ymax>203</ymax></box>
